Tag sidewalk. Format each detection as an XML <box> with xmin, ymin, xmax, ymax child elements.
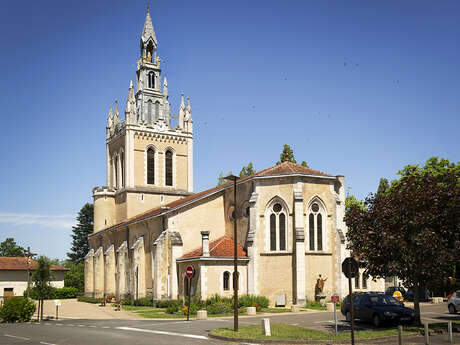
<box><xmin>32</xmin><ymin>298</ymin><xmax>145</xmax><ymax>320</ymax></box>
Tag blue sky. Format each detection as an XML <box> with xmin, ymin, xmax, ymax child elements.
<box><xmin>0</xmin><ymin>0</ymin><xmax>458</xmax><ymax>259</ymax></box>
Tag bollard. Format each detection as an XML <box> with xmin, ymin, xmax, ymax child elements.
<box><xmin>398</xmin><ymin>325</ymin><xmax>402</xmax><ymax>345</ymax></box>
<box><xmin>448</xmin><ymin>321</ymin><xmax>453</xmax><ymax>344</ymax></box>
<box><xmin>291</xmin><ymin>305</ymin><xmax>300</xmax><ymax>313</ymax></box>
<box><xmin>196</xmin><ymin>310</ymin><xmax>207</xmax><ymax>320</ymax></box>
<box><xmin>261</xmin><ymin>318</ymin><xmax>271</xmax><ymax>336</ymax></box>
<box><xmin>246</xmin><ymin>306</ymin><xmax>256</xmax><ymax>316</ymax></box>
<box><xmin>424</xmin><ymin>323</ymin><xmax>429</xmax><ymax>345</ymax></box>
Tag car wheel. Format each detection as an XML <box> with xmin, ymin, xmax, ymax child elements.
<box><xmin>448</xmin><ymin>304</ymin><xmax>457</xmax><ymax>314</ymax></box>
<box><xmin>346</xmin><ymin>311</ymin><xmax>352</xmax><ymax>322</ymax></box>
<box><xmin>373</xmin><ymin>314</ymin><xmax>381</xmax><ymax>327</ymax></box>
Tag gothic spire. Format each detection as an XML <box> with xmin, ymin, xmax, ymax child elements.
<box><xmin>141</xmin><ymin>6</ymin><xmax>157</xmax><ymax>46</ymax></box>
<box><xmin>163</xmin><ymin>76</ymin><xmax>168</xmax><ymax>97</ymax></box>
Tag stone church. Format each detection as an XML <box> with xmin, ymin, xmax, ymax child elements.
<box><xmin>84</xmin><ymin>9</ymin><xmax>384</xmax><ymax>306</ymax></box>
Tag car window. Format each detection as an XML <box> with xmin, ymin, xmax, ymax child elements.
<box><xmin>369</xmin><ymin>295</ymin><xmax>400</xmax><ymax>305</ymax></box>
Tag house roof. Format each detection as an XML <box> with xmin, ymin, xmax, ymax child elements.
<box><xmin>89</xmin><ymin>161</ymin><xmax>335</xmax><ymax>237</ymax></box>
<box><xmin>0</xmin><ymin>257</ymin><xmax>69</xmax><ymax>271</ymax></box>
<box><xmin>181</xmin><ymin>236</ymin><xmax>247</xmax><ymax>259</ymax></box>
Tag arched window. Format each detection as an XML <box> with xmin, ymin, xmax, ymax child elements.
<box><xmin>165</xmin><ymin>150</ymin><xmax>173</xmax><ymax>186</ymax></box>
<box><xmin>114</xmin><ymin>156</ymin><xmax>119</xmax><ymax>188</ymax></box>
<box><xmin>268</xmin><ymin>201</ymin><xmax>287</xmax><ymax>251</ymax></box>
<box><xmin>223</xmin><ymin>271</ymin><xmax>230</xmax><ymax>291</ymax></box>
<box><xmin>308</xmin><ymin>200</ymin><xmax>326</xmax><ymax>251</ymax></box>
<box><xmin>155</xmin><ymin>101</ymin><xmax>160</xmax><ymax>118</ymax></box>
<box><xmin>148</xmin><ymin>72</ymin><xmax>155</xmax><ymax>88</ymax></box>
<box><xmin>309</xmin><ymin>213</ymin><xmax>314</xmax><ymax>251</ymax></box>
<box><xmin>120</xmin><ymin>152</ymin><xmax>125</xmax><ymax>188</ymax></box>
<box><xmin>147</xmin><ymin>148</ymin><xmax>155</xmax><ymax>184</ymax></box>
<box><xmin>147</xmin><ymin>100</ymin><xmax>152</xmax><ymax>123</ymax></box>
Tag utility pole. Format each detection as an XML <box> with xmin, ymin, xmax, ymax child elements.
<box><xmin>224</xmin><ymin>174</ymin><xmax>239</xmax><ymax>332</ymax></box>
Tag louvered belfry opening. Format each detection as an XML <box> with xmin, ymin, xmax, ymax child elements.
<box><xmin>165</xmin><ymin>150</ymin><xmax>173</xmax><ymax>186</ymax></box>
<box><xmin>147</xmin><ymin>148</ymin><xmax>155</xmax><ymax>184</ymax></box>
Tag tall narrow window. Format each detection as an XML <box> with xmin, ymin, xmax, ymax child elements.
<box><xmin>148</xmin><ymin>72</ymin><xmax>155</xmax><ymax>88</ymax></box>
<box><xmin>114</xmin><ymin>156</ymin><xmax>119</xmax><ymax>188</ymax></box>
<box><xmin>279</xmin><ymin>213</ymin><xmax>286</xmax><ymax>250</ymax></box>
<box><xmin>309</xmin><ymin>213</ymin><xmax>315</xmax><ymax>251</ymax></box>
<box><xmin>120</xmin><ymin>152</ymin><xmax>125</xmax><ymax>188</ymax></box>
<box><xmin>147</xmin><ymin>148</ymin><xmax>155</xmax><ymax>184</ymax></box>
<box><xmin>223</xmin><ymin>271</ymin><xmax>230</xmax><ymax>291</ymax></box>
<box><xmin>308</xmin><ymin>201</ymin><xmax>325</xmax><ymax>252</ymax></box>
<box><xmin>147</xmin><ymin>100</ymin><xmax>152</xmax><ymax>123</ymax></box>
<box><xmin>317</xmin><ymin>214</ymin><xmax>323</xmax><ymax>251</ymax></box>
<box><xmin>270</xmin><ymin>214</ymin><xmax>276</xmax><ymax>251</ymax></box>
<box><xmin>155</xmin><ymin>101</ymin><xmax>160</xmax><ymax>118</ymax></box>
<box><xmin>268</xmin><ymin>201</ymin><xmax>287</xmax><ymax>252</ymax></box>
<box><xmin>355</xmin><ymin>273</ymin><xmax>360</xmax><ymax>289</ymax></box>
<box><xmin>165</xmin><ymin>150</ymin><xmax>173</xmax><ymax>186</ymax></box>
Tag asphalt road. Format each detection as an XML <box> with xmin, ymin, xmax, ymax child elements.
<box><xmin>0</xmin><ymin>303</ymin><xmax>458</xmax><ymax>345</ymax></box>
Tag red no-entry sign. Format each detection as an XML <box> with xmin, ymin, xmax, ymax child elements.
<box><xmin>186</xmin><ymin>266</ymin><xmax>195</xmax><ymax>278</ymax></box>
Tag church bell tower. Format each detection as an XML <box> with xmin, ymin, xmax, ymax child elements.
<box><xmin>92</xmin><ymin>7</ymin><xmax>194</xmax><ymax>232</ymax></box>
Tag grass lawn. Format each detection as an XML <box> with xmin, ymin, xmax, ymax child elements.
<box><xmin>302</xmin><ymin>301</ymin><xmax>341</xmax><ymax>311</ymax></box>
<box><xmin>211</xmin><ymin>323</ymin><xmax>418</xmax><ymax>341</ymax></box>
<box><xmin>260</xmin><ymin>307</ymin><xmax>291</xmax><ymax>313</ymax></box>
<box><xmin>121</xmin><ymin>305</ymin><xmax>245</xmax><ymax>318</ymax></box>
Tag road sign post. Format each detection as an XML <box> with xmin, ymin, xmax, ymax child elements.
<box><xmin>185</xmin><ymin>266</ymin><xmax>195</xmax><ymax>321</ymax></box>
<box><xmin>331</xmin><ymin>295</ymin><xmax>339</xmax><ymax>336</ymax></box>
<box><xmin>342</xmin><ymin>257</ymin><xmax>358</xmax><ymax>345</ymax></box>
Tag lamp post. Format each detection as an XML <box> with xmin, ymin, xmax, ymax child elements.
<box><xmin>224</xmin><ymin>174</ymin><xmax>239</xmax><ymax>332</ymax></box>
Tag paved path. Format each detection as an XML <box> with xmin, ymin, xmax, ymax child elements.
<box><xmin>32</xmin><ymin>299</ymin><xmax>145</xmax><ymax>320</ymax></box>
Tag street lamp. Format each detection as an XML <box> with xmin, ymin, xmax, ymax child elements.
<box><xmin>224</xmin><ymin>174</ymin><xmax>239</xmax><ymax>332</ymax></box>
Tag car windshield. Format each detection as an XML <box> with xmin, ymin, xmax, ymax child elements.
<box><xmin>369</xmin><ymin>295</ymin><xmax>400</xmax><ymax>305</ymax></box>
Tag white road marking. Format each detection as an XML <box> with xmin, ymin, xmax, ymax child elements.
<box><xmin>67</xmin><ymin>324</ymin><xmax>75</xmax><ymax>326</ymax></box>
<box><xmin>141</xmin><ymin>321</ymin><xmax>190</xmax><ymax>327</ymax></box>
<box><xmin>116</xmin><ymin>326</ymin><xmax>208</xmax><ymax>340</ymax></box>
<box><xmin>88</xmin><ymin>325</ymin><xmax>97</xmax><ymax>328</ymax></box>
<box><xmin>78</xmin><ymin>324</ymin><xmax>85</xmax><ymax>327</ymax></box>
<box><xmin>102</xmin><ymin>326</ymin><xmax>111</xmax><ymax>329</ymax></box>
<box><xmin>45</xmin><ymin>323</ymin><xmax>52</xmax><ymax>325</ymax></box>
<box><xmin>5</xmin><ymin>334</ymin><xmax>31</xmax><ymax>340</ymax></box>
<box><xmin>40</xmin><ymin>342</ymin><xmax>57</xmax><ymax>345</ymax></box>
<box><xmin>56</xmin><ymin>323</ymin><xmax>63</xmax><ymax>326</ymax></box>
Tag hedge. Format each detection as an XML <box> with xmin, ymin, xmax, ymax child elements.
<box><xmin>0</xmin><ymin>297</ymin><xmax>36</xmax><ymax>323</ymax></box>
<box><xmin>77</xmin><ymin>296</ymin><xmax>102</xmax><ymax>303</ymax></box>
<box><xmin>25</xmin><ymin>286</ymin><xmax>78</xmax><ymax>300</ymax></box>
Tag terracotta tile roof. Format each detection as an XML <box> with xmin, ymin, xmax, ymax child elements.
<box><xmin>0</xmin><ymin>257</ymin><xmax>69</xmax><ymax>271</ymax></box>
<box><xmin>91</xmin><ymin>161</ymin><xmax>333</xmax><ymax>236</ymax></box>
<box><xmin>181</xmin><ymin>236</ymin><xmax>247</xmax><ymax>259</ymax></box>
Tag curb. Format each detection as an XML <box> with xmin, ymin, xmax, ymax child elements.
<box><xmin>207</xmin><ymin>332</ymin><xmax>422</xmax><ymax>344</ymax></box>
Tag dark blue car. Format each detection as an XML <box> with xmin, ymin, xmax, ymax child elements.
<box><xmin>341</xmin><ymin>292</ymin><xmax>415</xmax><ymax>327</ymax></box>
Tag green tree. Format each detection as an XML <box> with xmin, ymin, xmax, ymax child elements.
<box><xmin>345</xmin><ymin>157</ymin><xmax>460</xmax><ymax>325</ymax></box>
<box><xmin>32</xmin><ymin>256</ymin><xmax>53</xmax><ymax>321</ymax></box>
<box><xmin>277</xmin><ymin>144</ymin><xmax>296</xmax><ymax>164</ymax></box>
<box><xmin>217</xmin><ymin>171</ymin><xmax>233</xmax><ymax>186</ymax></box>
<box><xmin>64</xmin><ymin>261</ymin><xmax>85</xmax><ymax>291</ymax></box>
<box><xmin>300</xmin><ymin>161</ymin><xmax>309</xmax><ymax>167</ymax></box>
<box><xmin>239</xmin><ymin>162</ymin><xmax>256</xmax><ymax>178</ymax></box>
<box><xmin>67</xmin><ymin>203</ymin><xmax>94</xmax><ymax>264</ymax></box>
<box><xmin>376</xmin><ymin>178</ymin><xmax>390</xmax><ymax>196</ymax></box>
<box><xmin>0</xmin><ymin>238</ymin><xmax>26</xmax><ymax>256</ymax></box>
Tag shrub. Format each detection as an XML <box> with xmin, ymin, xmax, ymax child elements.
<box><xmin>155</xmin><ymin>299</ymin><xmax>182</xmax><ymax>309</ymax></box>
<box><xmin>0</xmin><ymin>297</ymin><xmax>36</xmax><ymax>323</ymax></box>
<box><xmin>166</xmin><ymin>303</ymin><xmax>179</xmax><ymax>314</ymax></box>
<box><xmin>77</xmin><ymin>296</ymin><xmax>102</xmax><ymax>303</ymax></box>
<box><xmin>238</xmin><ymin>295</ymin><xmax>269</xmax><ymax>310</ymax></box>
<box><xmin>134</xmin><ymin>297</ymin><xmax>153</xmax><ymax>306</ymax></box>
<box><xmin>206</xmin><ymin>301</ymin><xmax>232</xmax><ymax>315</ymax></box>
<box><xmin>55</xmin><ymin>287</ymin><xmax>78</xmax><ymax>299</ymax></box>
<box><xmin>120</xmin><ymin>298</ymin><xmax>131</xmax><ymax>305</ymax></box>
<box><xmin>205</xmin><ymin>294</ymin><xmax>232</xmax><ymax>306</ymax></box>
